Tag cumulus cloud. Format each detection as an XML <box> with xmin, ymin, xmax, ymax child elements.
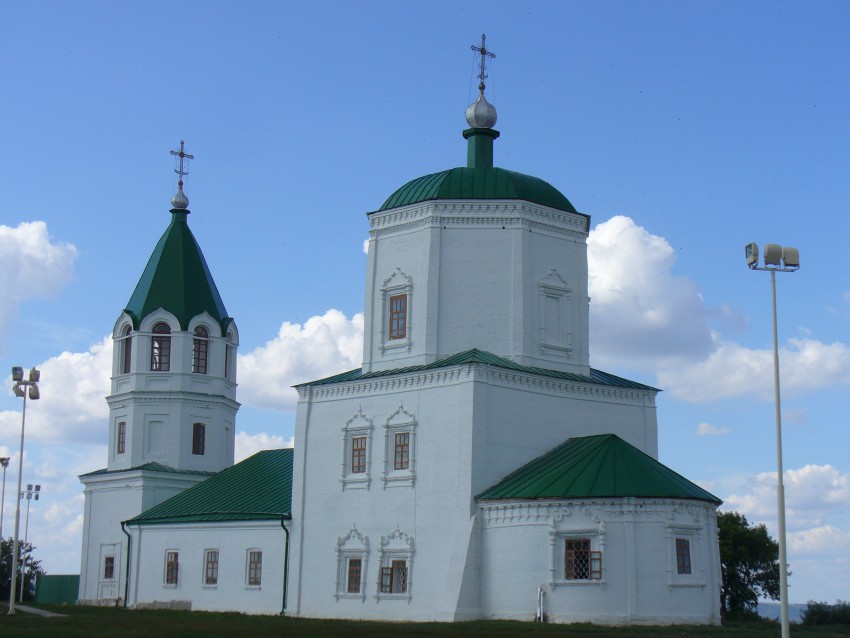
<box><xmin>587</xmin><ymin>216</ymin><xmax>715</xmax><ymax>368</ymax></box>
<box><xmin>696</xmin><ymin>422</ymin><xmax>730</xmax><ymax>437</ymax></box>
<box><xmin>1</xmin><ymin>336</ymin><xmax>112</xmax><ymax>445</ymax></box>
<box><xmin>789</xmin><ymin>525</ymin><xmax>850</xmax><ymax>555</ymax></box>
<box><xmin>658</xmin><ymin>338</ymin><xmax>850</xmax><ymax>402</ymax></box>
<box><xmin>725</xmin><ymin>464</ymin><xmax>850</xmax><ymax>531</ymax></box>
<box><xmin>235</xmin><ymin>431</ymin><xmax>293</xmax><ymax>462</ymax></box>
<box><xmin>237</xmin><ymin>309</ymin><xmax>363</xmax><ymax>412</ymax></box>
<box><xmin>0</xmin><ymin>221</ymin><xmax>78</xmax><ymax>335</ymax></box>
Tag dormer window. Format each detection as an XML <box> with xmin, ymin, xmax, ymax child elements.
<box><xmin>151</xmin><ymin>323</ymin><xmax>171</xmax><ymax>371</ymax></box>
<box><xmin>121</xmin><ymin>325</ymin><xmax>132</xmax><ymax>374</ymax></box>
<box><xmin>193</xmin><ymin>326</ymin><xmax>209</xmax><ymax>374</ymax></box>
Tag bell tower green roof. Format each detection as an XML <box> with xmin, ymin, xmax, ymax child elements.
<box><xmin>124</xmin><ymin>209</ymin><xmax>231</xmax><ymax>332</ymax></box>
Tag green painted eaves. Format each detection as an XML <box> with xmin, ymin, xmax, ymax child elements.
<box><xmin>79</xmin><ymin>462</ymin><xmax>216</xmax><ymax>478</ymax></box>
<box><xmin>299</xmin><ymin>348</ymin><xmax>658</xmax><ymax>392</ymax></box>
<box><xmin>377</xmin><ymin>167</ymin><xmax>579</xmax><ymax>214</ymax></box>
<box><xmin>125</xmin><ymin>449</ymin><xmax>293</xmax><ymax>526</ymax></box>
<box><xmin>477</xmin><ymin>434</ymin><xmax>721</xmax><ymax>504</ymax></box>
<box><xmin>124</xmin><ymin>210</ymin><xmax>231</xmax><ymax>332</ymax></box>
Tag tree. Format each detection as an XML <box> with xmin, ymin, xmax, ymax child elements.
<box><xmin>0</xmin><ymin>537</ymin><xmax>46</xmax><ymax>601</ymax></box>
<box><xmin>717</xmin><ymin>512</ymin><xmax>781</xmax><ymax>616</ymax></box>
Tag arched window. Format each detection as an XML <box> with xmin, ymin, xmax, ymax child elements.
<box><xmin>121</xmin><ymin>325</ymin><xmax>133</xmax><ymax>374</ymax></box>
<box><xmin>192</xmin><ymin>326</ymin><xmax>209</xmax><ymax>374</ymax></box>
<box><xmin>150</xmin><ymin>323</ymin><xmax>171</xmax><ymax>371</ymax></box>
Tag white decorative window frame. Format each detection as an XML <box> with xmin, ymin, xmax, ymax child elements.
<box><xmin>538</xmin><ymin>269</ymin><xmax>573</xmax><ymax>358</ymax></box>
<box><xmin>340</xmin><ymin>409</ymin><xmax>373</xmax><ymax>490</ymax></box>
<box><xmin>549</xmin><ymin>510</ymin><xmax>606</xmax><ymax>588</ymax></box>
<box><xmin>379</xmin><ymin>268</ymin><xmax>412</xmax><ymax>355</ymax></box>
<box><xmin>335</xmin><ymin>526</ymin><xmax>369</xmax><ymax>601</ymax></box>
<box><xmin>381</xmin><ymin>405</ymin><xmax>416</xmax><ymax>488</ymax></box>
<box><xmin>375</xmin><ymin>528</ymin><xmax>414</xmax><ymax>602</ymax></box>
<box><xmin>666</xmin><ymin>522</ymin><xmax>705</xmax><ymax>589</ymax></box>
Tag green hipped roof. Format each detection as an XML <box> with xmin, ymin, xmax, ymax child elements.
<box><xmin>125</xmin><ymin>449</ymin><xmax>294</xmax><ymax>526</ymax></box>
<box><xmin>477</xmin><ymin>434</ymin><xmax>721</xmax><ymax>504</ymax></box>
<box><xmin>377</xmin><ymin>167</ymin><xmax>579</xmax><ymax>214</ymax></box>
<box><xmin>299</xmin><ymin>348</ymin><xmax>658</xmax><ymax>392</ymax></box>
<box><xmin>124</xmin><ymin>209</ymin><xmax>232</xmax><ymax>332</ymax></box>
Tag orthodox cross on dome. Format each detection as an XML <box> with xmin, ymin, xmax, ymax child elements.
<box><xmin>471</xmin><ymin>33</ymin><xmax>496</xmax><ymax>84</ymax></box>
<box><xmin>169</xmin><ymin>140</ymin><xmax>194</xmax><ymax>210</ymax></box>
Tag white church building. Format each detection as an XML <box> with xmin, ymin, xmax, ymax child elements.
<box><xmin>79</xmin><ymin>57</ymin><xmax>722</xmax><ymax>624</ymax></box>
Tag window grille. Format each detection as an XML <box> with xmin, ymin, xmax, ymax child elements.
<box><xmin>204</xmin><ymin>550</ymin><xmax>219</xmax><ymax>585</ymax></box>
<box><xmin>248</xmin><ymin>550</ymin><xmax>262</xmax><ymax>586</ymax></box>
<box><xmin>347</xmin><ymin>558</ymin><xmax>362</xmax><ymax>593</ymax></box>
<box><xmin>394</xmin><ymin>432</ymin><xmax>410</xmax><ymax>470</ymax></box>
<box><xmin>193</xmin><ymin>326</ymin><xmax>209</xmax><ymax>374</ymax></box>
<box><xmin>165</xmin><ymin>551</ymin><xmax>179</xmax><ymax>585</ymax></box>
<box><xmin>117</xmin><ymin>422</ymin><xmax>126</xmax><ymax>454</ymax></box>
<box><xmin>380</xmin><ymin>560</ymin><xmax>408</xmax><ymax>594</ymax></box>
<box><xmin>389</xmin><ymin>294</ymin><xmax>407</xmax><ymax>340</ymax></box>
<box><xmin>151</xmin><ymin>323</ymin><xmax>171</xmax><ymax>371</ymax></box>
<box><xmin>565</xmin><ymin>539</ymin><xmax>602</xmax><ymax>580</ymax></box>
<box><xmin>104</xmin><ymin>555</ymin><xmax>115</xmax><ymax>580</ymax></box>
<box><xmin>351</xmin><ymin>436</ymin><xmax>367</xmax><ymax>473</ymax></box>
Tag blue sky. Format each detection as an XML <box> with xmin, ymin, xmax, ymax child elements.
<box><xmin>1</xmin><ymin>1</ymin><xmax>849</xmax><ymax>604</ymax></box>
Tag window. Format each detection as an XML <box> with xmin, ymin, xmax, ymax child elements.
<box><xmin>225</xmin><ymin>331</ymin><xmax>236</xmax><ymax>380</ymax></box>
<box><xmin>393</xmin><ymin>432</ymin><xmax>409</xmax><ymax>470</ymax></box>
<box><xmin>204</xmin><ymin>549</ymin><xmax>219</xmax><ymax>585</ymax></box>
<box><xmin>376</xmin><ymin>528</ymin><xmax>413</xmax><ymax>600</ymax></box>
<box><xmin>116</xmin><ymin>422</ymin><xmax>126</xmax><ymax>454</ymax></box>
<box><xmin>192</xmin><ymin>423</ymin><xmax>206</xmax><ymax>455</ymax></box>
<box><xmin>335</xmin><ymin>526</ymin><xmax>368</xmax><ymax>600</ymax></box>
<box><xmin>676</xmin><ymin>538</ymin><xmax>692</xmax><ymax>575</ymax></box>
<box><xmin>192</xmin><ymin>326</ymin><xmax>209</xmax><ymax>374</ymax></box>
<box><xmin>165</xmin><ymin>551</ymin><xmax>179</xmax><ymax>585</ymax></box>
<box><xmin>347</xmin><ymin>558</ymin><xmax>362</xmax><ymax>594</ymax></box>
<box><xmin>381</xmin><ymin>560</ymin><xmax>408</xmax><ymax>594</ymax></box>
<box><xmin>121</xmin><ymin>325</ymin><xmax>132</xmax><ymax>374</ymax></box>
<box><xmin>103</xmin><ymin>555</ymin><xmax>115</xmax><ymax>580</ymax></box>
<box><xmin>389</xmin><ymin>294</ymin><xmax>407</xmax><ymax>340</ymax></box>
<box><xmin>351</xmin><ymin>436</ymin><xmax>366</xmax><ymax>473</ymax></box>
<box><xmin>151</xmin><ymin>323</ymin><xmax>171</xmax><ymax>371</ymax></box>
<box><xmin>564</xmin><ymin>538</ymin><xmax>602</xmax><ymax>580</ymax></box>
<box><xmin>341</xmin><ymin>410</ymin><xmax>373</xmax><ymax>489</ymax></box>
<box><xmin>247</xmin><ymin>550</ymin><xmax>262</xmax><ymax>586</ymax></box>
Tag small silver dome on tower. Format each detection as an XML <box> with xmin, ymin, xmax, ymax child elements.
<box><xmin>466</xmin><ymin>82</ymin><xmax>497</xmax><ymax>129</ymax></box>
<box><xmin>171</xmin><ymin>184</ymin><xmax>189</xmax><ymax>209</ymax></box>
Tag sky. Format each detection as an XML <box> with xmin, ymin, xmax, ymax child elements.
<box><xmin>1</xmin><ymin>0</ymin><xmax>849</xmax><ymax>606</ymax></box>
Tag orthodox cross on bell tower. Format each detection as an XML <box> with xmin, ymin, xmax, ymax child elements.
<box><xmin>170</xmin><ymin>140</ymin><xmax>194</xmax><ymax>190</ymax></box>
<box><xmin>471</xmin><ymin>33</ymin><xmax>496</xmax><ymax>84</ymax></box>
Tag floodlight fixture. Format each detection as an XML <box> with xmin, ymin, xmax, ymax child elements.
<box><xmin>11</xmin><ymin>367</ymin><xmax>23</xmax><ymax>382</ymax></box>
<box><xmin>745</xmin><ymin>242</ymin><xmax>759</xmax><ymax>268</ymax></box>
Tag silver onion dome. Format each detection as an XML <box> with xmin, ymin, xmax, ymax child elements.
<box><xmin>171</xmin><ymin>184</ymin><xmax>189</xmax><ymax>209</ymax></box>
<box><xmin>465</xmin><ymin>82</ymin><xmax>497</xmax><ymax>128</ymax></box>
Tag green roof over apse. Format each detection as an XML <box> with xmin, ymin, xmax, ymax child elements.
<box><xmin>477</xmin><ymin>434</ymin><xmax>721</xmax><ymax>504</ymax></box>
<box><xmin>124</xmin><ymin>209</ymin><xmax>232</xmax><ymax>331</ymax></box>
<box><xmin>377</xmin><ymin>166</ymin><xmax>580</xmax><ymax>214</ymax></box>
<box><xmin>125</xmin><ymin>449</ymin><xmax>294</xmax><ymax>526</ymax></box>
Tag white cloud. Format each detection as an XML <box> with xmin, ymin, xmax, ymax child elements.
<box><xmin>0</xmin><ymin>221</ymin><xmax>78</xmax><ymax>335</ymax></box>
<box><xmin>587</xmin><ymin>216</ymin><xmax>715</xmax><ymax>368</ymax></box>
<box><xmin>1</xmin><ymin>336</ymin><xmax>112</xmax><ymax>445</ymax></box>
<box><xmin>237</xmin><ymin>309</ymin><xmax>363</xmax><ymax>411</ymax></box>
<box><xmin>789</xmin><ymin>525</ymin><xmax>850</xmax><ymax>555</ymax></box>
<box><xmin>363</xmin><ymin>238</ymin><xmax>370</xmax><ymax>254</ymax></box>
<box><xmin>696</xmin><ymin>422</ymin><xmax>730</xmax><ymax>436</ymax></box>
<box><xmin>658</xmin><ymin>338</ymin><xmax>850</xmax><ymax>403</ymax></box>
<box><xmin>235</xmin><ymin>431</ymin><xmax>293</xmax><ymax>462</ymax></box>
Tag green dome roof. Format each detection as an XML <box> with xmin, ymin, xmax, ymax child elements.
<box><xmin>378</xmin><ymin>166</ymin><xmax>578</xmax><ymax>213</ymax></box>
<box><xmin>124</xmin><ymin>209</ymin><xmax>232</xmax><ymax>332</ymax></box>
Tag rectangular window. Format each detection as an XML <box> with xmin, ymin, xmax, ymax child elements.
<box><xmin>347</xmin><ymin>558</ymin><xmax>362</xmax><ymax>593</ymax></box>
<box><xmin>117</xmin><ymin>422</ymin><xmax>126</xmax><ymax>454</ymax></box>
<box><xmin>248</xmin><ymin>550</ymin><xmax>262</xmax><ymax>586</ymax></box>
<box><xmin>393</xmin><ymin>432</ymin><xmax>410</xmax><ymax>470</ymax></box>
<box><xmin>380</xmin><ymin>559</ymin><xmax>408</xmax><ymax>594</ymax></box>
<box><xmin>103</xmin><ymin>555</ymin><xmax>115</xmax><ymax>580</ymax></box>
<box><xmin>204</xmin><ymin>549</ymin><xmax>219</xmax><ymax>585</ymax></box>
<box><xmin>389</xmin><ymin>294</ymin><xmax>407</xmax><ymax>340</ymax></box>
<box><xmin>676</xmin><ymin>538</ymin><xmax>692</xmax><ymax>575</ymax></box>
<box><xmin>351</xmin><ymin>436</ymin><xmax>366</xmax><ymax>474</ymax></box>
<box><xmin>565</xmin><ymin>539</ymin><xmax>602</xmax><ymax>580</ymax></box>
<box><xmin>165</xmin><ymin>551</ymin><xmax>179</xmax><ymax>585</ymax></box>
<box><xmin>192</xmin><ymin>423</ymin><xmax>206</xmax><ymax>455</ymax></box>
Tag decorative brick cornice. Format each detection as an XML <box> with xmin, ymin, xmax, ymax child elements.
<box><xmin>106</xmin><ymin>393</ymin><xmax>240</xmax><ymax>413</ymax></box>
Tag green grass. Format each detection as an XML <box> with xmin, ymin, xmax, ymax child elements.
<box><xmin>2</xmin><ymin>605</ymin><xmax>849</xmax><ymax>638</ymax></box>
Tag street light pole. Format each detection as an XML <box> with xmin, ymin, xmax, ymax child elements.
<box><xmin>19</xmin><ymin>484</ymin><xmax>41</xmax><ymax>603</ymax></box>
<box><xmin>0</xmin><ymin>457</ymin><xmax>9</xmax><ymax>540</ymax></box>
<box><xmin>8</xmin><ymin>367</ymin><xmax>40</xmax><ymax>615</ymax></box>
<box><xmin>745</xmin><ymin>243</ymin><xmax>798</xmax><ymax>638</ymax></box>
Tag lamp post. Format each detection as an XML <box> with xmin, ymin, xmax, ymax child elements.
<box><xmin>19</xmin><ymin>484</ymin><xmax>41</xmax><ymax>603</ymax></box>
<box><xmin>0</xmin><ymin>457</ymin><xmax>9</xmax><ymax>539</ymax></box>
<box><xmin>745</xmin><ymin>243</ymin><xmax>798</xmax><ymax>638</ymax></box>
<box><xmin>8</xmin><ymin>366</ymin><xmax>40</xmax><ymax>615</ymax></box>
